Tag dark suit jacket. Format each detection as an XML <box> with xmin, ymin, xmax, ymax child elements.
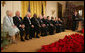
<box><xmin>13</xmin><ymin>16</ymin><xmax>23</xmax><ymax>28</ymax></box>
<box><xmin>47</xmin><ymin>20</ymin><xmax>52</xmax><ymax>26</ymax></box>
<box><xmin>23</xmin><ymin>17</ymin><xmax>32</xmax><ymax>29</ymax></box>
<box><xmin>50</xmin><ymin>20</ymin><xmax>55</xmax><ymax>26</ymax></box>
<box><xmin>72</xmin><ymin>15</ymin><xmax>79</xmax><ymax>21</ymax></box>
<box><xmin>42</xmin><ymin>18</ymin><xmax>49</xmax><ymax>26</ymax></box>
<box><xmin>37</xmin><ymin>18</ymin><xmax>44</xmax><ymax>26</ymax></box>
<box><xmin>31</xmin><ymin>17</ymin><xmax>41</xmax><ymax>32</ymax></box>
<box><xmin>31</xmin><ymin>17</ymin><xmax>40</xmax><ymax>27</ymax></box>
<box><xmin>58</xmin><ymin>20</ymin><xmax>63</xmax><ymax>24</ymax></box>
<box><xmin>54</xmin><ymin>20</ymin><xmax>60</xmax><ymax>26</ymax></box>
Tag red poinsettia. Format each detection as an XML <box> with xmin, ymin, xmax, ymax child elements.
<box><xmin>42</xmin><ymin>45</ymin><xmax>49</xmax><ymax>50</ymax></box>
<box><xmin>49</xmin><ymin>43</ymin><xmax>55</xmax><ymax>48</ymax></box>
<box><xmin>1</xmin><ymin>47</ymin><xmax>3</xmax><ymax>50</ymax></box>
<box><xmin>38</xmin><ymin>33</ymin><xmax>84</xmax><ymax>52</ymax></box>
<box><xmin>82</xmin><ymin>28</ymin><xmax>84</xmax><ymax>33</ymax></box>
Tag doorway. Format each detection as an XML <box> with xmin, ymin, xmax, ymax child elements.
<box><xmin>58</xmin><ymin>3</ymin><xmax>62</xmax><ymax>19</ymax></box>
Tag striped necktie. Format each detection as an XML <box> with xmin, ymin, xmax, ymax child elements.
<box><xmin>28</xmin><ymin>17</ymin><xmax>31</xmax><ymax>24</ymax></box>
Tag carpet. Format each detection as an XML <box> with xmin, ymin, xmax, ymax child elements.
<box><xmin>1</xmin><ymin>30</ymin><xmax>83</xmax><ymax>52</ymax></box>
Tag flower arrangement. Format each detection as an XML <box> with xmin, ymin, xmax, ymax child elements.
<box><xmin>38</xmin><ymin>33</ymin><xmax>84</xmax><ymax>52</ymax></box>
<box><xmin>82</xmin><ymin>28</ymin><xmax>84</xmax><ymax>34</ymax></box>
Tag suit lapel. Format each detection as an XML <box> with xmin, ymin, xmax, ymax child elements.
<box><xmin>16</xmin><ymin>16</ymin><xmax>21</xmax><ymax>22</ymax></box>
<box><xmin>27</xmin><ymin>17</ymin><xmax>31</xmax><ymax>24</ymax></box>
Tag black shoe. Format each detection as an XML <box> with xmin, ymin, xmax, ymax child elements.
<box><xmin>36</xmin><ymin>36</ymin><xmax>40</xmax><ymax>38</ymax></box>
<box><xmin>40</xmin><ymin>34</ymin><xmax>43</xmax><ymax>36</ymax></box>
<box><xmin>21</xmin><ymin>39</ymin><xmax>25</xmax><ymax>41</ymax></box>
<box><xmin>50</xmin><ymin>33</ymin><xmax>53</xmax><ymax>35</ymax></box>
<box><xmin>29</xmin><ymin>37</ymin><xmax>32</xmax><ymax>39</ymax></box>
<box><xmin>25</xmin><ymin>38</ymin><xmax>29</xmax><ymax>40</ymax></box>
<box><xmin>43</xmin><ymin>34</ymin><xmax>47</xmax><ymax>36</ymax></box>
<box><xmin>72</xmin><ymin>30</ymin><xmax>75</xmax><ymax>31</ymax></box>
<box><xmin>40</xmin><ymin>34</ymin><xmax>45</xmax><ymax>37</ymax></box>
<box><xmin>31</xmin><ymin>36</ymin><xmax>34</xmax><ymax>38</ymax></box>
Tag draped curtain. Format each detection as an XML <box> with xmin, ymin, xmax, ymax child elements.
<box><xmin>21</xmin><ymin>1</ymin><xmax>29</xmax><ymax>19</ymax></box>
<box><xmin>21</xmin><ymin>1</ymin><xmax>46</xmax><ymax>18</ymax></box>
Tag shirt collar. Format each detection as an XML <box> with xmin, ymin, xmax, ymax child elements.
<box><xmin>16</xmin><ymin>16</ymin><xmax>20</xmax><ymax>18</ymax></box>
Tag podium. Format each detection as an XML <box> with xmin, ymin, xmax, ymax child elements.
<box><xmin>76</xmin><ymin>18</ymin><xmax>84</xmax><ymax>31</ymax></box>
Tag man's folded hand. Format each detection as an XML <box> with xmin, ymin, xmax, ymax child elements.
<box><xmin>13</xmin><ymin>25</ymin><xmax>16</xmax><ymax>28</ymax></box>
<box><xmin>59</xmin><ymin>24</ymin><xmax>61</xmax><ymax>26</ymax></box>
<box><xmin>31</xmin><ymin>25</ymin><xmax>34</xmax><ymax>28</ymax></box>
<box><xmin>50</xmin><ymin>24</ymin><xmax>53</xmax><ymax>26</ymax></box>
<box><xmin>21</xmin><ymin>24</ymin><xmax>25</xmax><ymax>28</ymax></box>
<box><xmin>42</xmin><ymin>24</ymin><xmax>46</xmax><ymax>27</ymax></box>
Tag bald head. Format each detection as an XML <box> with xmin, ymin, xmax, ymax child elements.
<box><xmin>16</xmin><ymin>11</ymin><xmax>20</xmax><ymax>17</ymax></box>
<box><xmin>39</xmin><ymin>15</ymin><xmax>43</xmax><ymax>19</ymax></box>
<box><xmin>6</xmin><ymin>10</ymin><xmax>13</xmax><ymax>17</ymax></box>
<box><xmin>58</xmin><ymin>18</ymin><xmax>60</xmax><ymax>20</ymax></box>
<box><xmin>74</xmin><ymin>11</ymin><xmax>78</xmax><ymax>15</ymax></box>
<box><xmin>55</xmin><ymin>17</ymin><xmax>58</xmax><ymax>21</ymax></box>
<box><xmin>43</xmin><ymin>15</ymin><xmax>47</xmax><ymax>19</ymax></box>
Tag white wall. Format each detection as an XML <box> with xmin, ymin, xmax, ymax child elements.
<box><xmin>46</xmin><ymin>1</ymin><xmax>57</xmax><ymax>17</ymax></box>
<box><xmin>1</xmin><ymin>1</ymin><xmax>21</xmax><ymax>24</ymax></box>
<box><xmin>46</xmin><ymin>1</ymin><xmax>66</xmax><ymax>18</ymax></box>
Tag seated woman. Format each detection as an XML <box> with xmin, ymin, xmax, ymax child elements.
<box><xmin>3</xmin><ymin>10</ymin><xmax>19</xmax><ymax>43</ymax></box>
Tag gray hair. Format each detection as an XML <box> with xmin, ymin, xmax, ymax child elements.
<box><xmin>25</xmin><ymin>12</ymin><xmax>31</xmax><ymax>17</ymax></box>
<box><xmin>6</xmin><ymin>10</ymin><xmax>12</xmax><ymax>16</ymax></box>
<box><xmin>15</xmin><ymin>11</ymin><xmax>19</xmax><ymax>14</ymax></box>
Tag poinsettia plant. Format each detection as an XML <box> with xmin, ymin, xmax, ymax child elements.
<box><xmin>38</xmin><ymin>33</ymin><xmax>84</xmax><ymax>52</ymax></box>
<box><xmin>82</xmin><ymin>28</ymin><xmax>84</xmax><ymax>34</ymax></box>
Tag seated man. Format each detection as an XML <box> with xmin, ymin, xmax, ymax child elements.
<box><xmin>50</xmin><ymin>17</ymin><xmax>56</xmax><ymax>33</ymax></box>
<box><xmin>3</xmin><ymin>10</ymin><xmax>19</xmax><ymax>43</ymax></box>
<box><xmin>47</xmin><ymin>16</ymin><xmax>55</xmax><ymax>35</ymax></box>
<box><xmin>54</xmin><ymin>17</ymin><xmax>61</xmax><ymax>33</ymax></box>
<box><xmin>13</xmin><ymin>11</ymin><xmax>25</xmax><ymax>41</ymax></box>
<box><xmin>23</xmin><ymin>12</ymin><xmax>35</xmax><ymax>39</ymax></box>
<box><xmin>50</xmin><ymin>16</ymin><xmax>55</xmax><ymax>25</ymax></box>
<box><xmin>58</xmin><ymin>18</ymin><xmax>65</xmax><ymax>32</ymax></box>
<box><xmin>31</xmin><ymin>14</ymin><xmax>40</xmax><ymax>38</ymax></box>
<box><xmin>38</xmin><ymin>15</ymin><xmax>47</xmax><ymax>36</ymax></box>
<box><xmin>42</xmin><ymin>15</ymin><xmax>49</xmax><ymax>35</ymax></box>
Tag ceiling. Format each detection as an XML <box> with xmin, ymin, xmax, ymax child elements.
<box><xmin>68</xmin><ymin>1</ymin><xmax>84</xmax><ymax>6</ymax></box>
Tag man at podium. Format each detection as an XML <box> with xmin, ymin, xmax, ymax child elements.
<box><xmin>72</xmin><ymin>10</ymin><xmax>83</xmax><ymax>31</ymax></box>
<box><xmin>72</xmin><ymin>11</ymin><xmax>79</xmax><ymax>31</ymax></box>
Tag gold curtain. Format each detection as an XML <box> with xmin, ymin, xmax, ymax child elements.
<box><xmin>30</xmin><ymin>1</ymin><xmax>34</xmax><ymax>17</ymax></box>
<box><xmin>30</xmin><ymin>1</ymin><xmax>43</xmax><ymax>17</ymax></box>
<box><xmin>21</xmin><ymin>1</ymin><xmax>46</xmax><ymax>18</ymax></box>
<box><xmin>21</xmin><ymin>1</ymin><xmax>29</xmax><ymax>19</ymax></box>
